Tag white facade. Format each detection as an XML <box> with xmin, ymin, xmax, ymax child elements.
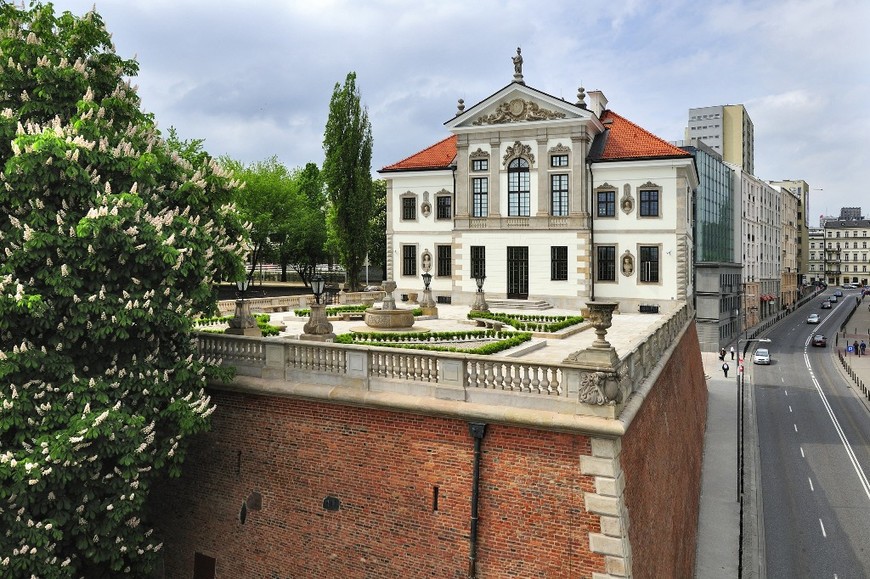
<box><xmin>382</xmin><ymin>78</ymin><xmax>697</xmax><ymax>312</ymax></box>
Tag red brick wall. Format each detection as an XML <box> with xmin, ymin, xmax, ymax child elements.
<box><xmin>620</xmin><ymin>323</ymin><xmax>707</xmax><ymax>579</ymax></box>
<box><xmin>153</xmin><ymin>392</ymin><xmax>604</xmax><ymax>578</ymax></box>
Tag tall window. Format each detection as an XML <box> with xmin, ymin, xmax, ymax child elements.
<box><xmin>402</xmin><ymin>197</ymin><xmax>416</xmax><ymax>220</ymax></box>
<box><xmin>471</xmin><ymin>246</ymin><xmax>486</xmax><ymax>279</ymax></box>
<box><xmin>551</xmin><ymin>174</ymin><xmax>569</xmax><ymax>216</ymax></box>
<box><xmin>597</xmin><ymin>246</ymin><xmax>616</xmax><ymax>281</ymax></box>
<box><xmin>472</xmin><ymin>177</ymin><xmax>488</xmax><ymax>217</ymax></box>
<box><xmin>402</xmin><ymin>245</ymin><xmax>417</xmax><ymax>276</ymax></box>
<box><xmin>436</xmin><ymin>196</ymin><xmax>452</xmax><ymax>220</ymax></box>
<box><xmin>597</xmin><ymin>191</ymin><xmax>616</xmax><ymax>217</ymax></box>
<box><xmin>437</xmin><ymin>245</ymin><xmax>452</xmax><ymax>277</ymax></box>
<box><xmin>639</xmin><ymin>189</ymin><xmax>659</xmax><ymax>217</ymax></box>
<box><xmin>640</xmin><ymin>246</ymin><xmax>660</xmax><ymax>282</ymax></box>
<box><xmin>472</xmin><ymin>158</ymin><xmax>488</xmax><ymax>172</ymax></box>
<box><xmin>508</xmin><ymin>158</ymin><xmax>530</xmax><ymax>216</ymax></box>
<box><xmin>551</xmin><ymin>246</ymin><xmax>568</xmax><ymax>280</ymax></box>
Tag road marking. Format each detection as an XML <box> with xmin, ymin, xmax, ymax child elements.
<box><xmin>785</xmin><ymin>390</ymin><xmax>789</xmax><ymax>396</ymax></box>
<box><xmin>789</xmin><ymin>405</ymin><xmax>793</xmax><ymax>413</ymax></box>
<box><xmin>820</xmin><ymin>519</ymin><xmax>827</xmax><ymax>538</ymax></box>
<box><xmin>794</xmin><ymin>424</ymin><xmax>798</xmax><ymax>432</ymax></box>
<box><xmin>801</xmin><ymin>447</ymin><xmax>805</xmax><ymax>458</ymax></box>
<box><xmin>804</xmin><ymin>333</ymin><xmax>870</xmax><ymax>501</ymax></box>
<box><xmin>809</xmin><ymin>477</ymin><xmax>814</xmax><ymax>491</ymax></box>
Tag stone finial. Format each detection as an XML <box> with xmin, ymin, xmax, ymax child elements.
<box><xmin>577</xmin><ymin>86</ymin><xmax>587</xmax><ymax>109</ymax></box>
<box><xmin>456</xmin><ymin>98</ymin><xmax>465</xmax><ymax>116</ymax></box>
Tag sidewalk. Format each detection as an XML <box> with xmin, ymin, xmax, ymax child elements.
<box><xmin>834</xmin><ymin>293</ymin><xmax>870</xmax><ymax>403</ymax></box>
<box><xmin>694</xmin><ymin>350</ymin><xmax>742</xmax><ymax>578</ymax></box>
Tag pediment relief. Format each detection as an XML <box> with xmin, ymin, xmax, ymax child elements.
<box><xmin>549</xmin><ymin>143</ymin><xmax>570</xmax><ymax>154</ymax></box>
<box><xmin>469</xmin><ymin>148</ymin><xmax>489</xmax><ymax>159</ymax></box>
<box><xmin>473</xmin><ymin>98</ymin><xmax>567</xmax><ymax>126</ymax></box>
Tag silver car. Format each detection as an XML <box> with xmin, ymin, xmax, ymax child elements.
<box><xmin>753</xmin><ymin>348</ymin><xmax>771</xmax><ymax>365</ymax></box>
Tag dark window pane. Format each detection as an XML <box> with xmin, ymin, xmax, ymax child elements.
<box><xmin>551</xmin><ymin>246</ymin><xmax>568</xmax><ymax>280</ymax></box>
<box><xmin>597</xmin><ymin>246</ymin><xmax>616</xmax><ymax>281</ymax></box>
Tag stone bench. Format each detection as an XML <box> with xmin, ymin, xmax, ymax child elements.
<box><xmin>339</xmin><ymin>312</ymin><xmax>366</xmax><ymax>322</ymax></box>
<box><xmin>473</xmin><ymin>318</ymin><xmax>505</xmax><ymax>330</ymax></box>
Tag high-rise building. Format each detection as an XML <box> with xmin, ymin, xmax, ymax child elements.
<box><xmin>686</xmin><ymin>104</ymin><xmax>754</xmax><ymax>175</ymax></box>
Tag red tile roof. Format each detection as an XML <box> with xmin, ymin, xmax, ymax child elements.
<box><xmin>380</xmin><ymin>110</ymin><xmax>689</xmax><ymax>171</ymax></box>
<box><xmin>380</xmin><ymin>135</ymin><xmax>457</xmax><ymax>172</ymax></box>
<box><xmin>595</xmin><ymin>110</ymin><xmax>690</xmax><ymax>161</ymax></box>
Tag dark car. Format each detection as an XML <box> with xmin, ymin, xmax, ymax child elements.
<box><xmin>812</xmin><ymin>334</ymin><xmax>827</xmax><ymax>347</ymax></box>
<box><xmin>821</xmin><ymin>301</ymin><xmax>832</xmax><ymax>309</ymax></box>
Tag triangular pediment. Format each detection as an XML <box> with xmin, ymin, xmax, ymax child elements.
<box><xmin>445</xmin><ymin>82</ymin><xmax>601</xmax><ymax>132</ymax></box>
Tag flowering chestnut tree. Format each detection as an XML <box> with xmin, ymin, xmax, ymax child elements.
<box><xmin>0</xmin><ymin>3</ymin><xmax>246</xmax><ymax>576</ymax></box>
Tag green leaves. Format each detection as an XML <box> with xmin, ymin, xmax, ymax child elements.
<box><xmin>0</xmin><ymin>3</ymin><xmax>244</xmax><ymax>576</ymax></box>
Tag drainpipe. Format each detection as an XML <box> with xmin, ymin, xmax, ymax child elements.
<box><xmin>589</xmin><ymin>164</ymin><xmax>595</xmax><ymax>302</ymax></box>
<box><xmin>467</xmin><ymin>422</ymin><xmax>487</xmax><ymax>578</ymax></box>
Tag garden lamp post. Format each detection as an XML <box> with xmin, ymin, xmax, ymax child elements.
<box><xmin>225</xmin><ymin>276</ymin><xmax>259</xmax><ymax>336</ymax></box>
<box><xmin>420</xmin><ymin>271</ymin><xmax>438</xmax><ymax>315</ymax></box>
<box><xmin>302</xmin><ymin>274</ymin><xmax>335</xmax><ymax>341</ymax></box>
<box><xmin>471</xmin><ymin>274</ymin><xmax>489</xmax><ymax>312</ymax></box>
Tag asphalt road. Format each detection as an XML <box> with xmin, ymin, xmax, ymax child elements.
<box><xmin>752</xmin><ymin>289</ymin><xmax>870</xmax><ymax>578</ymax></box>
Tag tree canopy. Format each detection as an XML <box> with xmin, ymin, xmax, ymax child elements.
<box><xmin>0</xmin><ymin>3</ymin><xmax>245</xmax><ymax>576</ymax></box>
<box><xmin>322</xmin><ymin>71</ymin><xmax>373</xmax><ymax>291</ymax></box>
<box><xmin>225</xmin><ymin>157</ymin><xmax>328</xmax><ymax>285</ymax></box>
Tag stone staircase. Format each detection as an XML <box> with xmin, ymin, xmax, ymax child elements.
<box><xmin>486</xmin><ymin>298</ymin><xmax>553</xmax><ymax>311</ymax></box>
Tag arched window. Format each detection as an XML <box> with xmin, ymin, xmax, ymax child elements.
<box><xmin>508</xmin><ymin>158</ymin><xmax>530</xmax><ymax>216</ymax></box>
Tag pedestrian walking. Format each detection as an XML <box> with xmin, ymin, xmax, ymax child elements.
<box><xmin>722</xmin><ymin>362</ymin><xmax>729</xmax><ymax>378</ymax></box>
<box><xmin>854</xmin><ymin>340</ymin><xmax>860</xmax><ymax>356</ymax></box>
<box><xmin>719</xmin><ymin>348</ymin><xmax>726</xmax><ymax>361</ymax></box>
<box><xmin>730</xmin><ymin>346</ymin><xmax>735</xmax><ymax>360</ymax></box>
<box><xmin>862</xmin><ymin>341</ymin><xmax>867</xmax><ymax>356</ymax></box>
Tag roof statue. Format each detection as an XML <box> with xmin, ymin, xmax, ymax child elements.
<box><xmin>512</xmin><ymin>47</ymin><xmax>524</xmax><ymax>84</ymax></box>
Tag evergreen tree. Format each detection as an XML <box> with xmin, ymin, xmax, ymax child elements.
<box><xmin>0</xmin><ymin>3</ymin><xmax>245</xmax><ymax>576</ymax></box>
<box><xmin>322</xmin><ymin>72</ymin><xmax>373</xmax><ymax>291</ymax></box>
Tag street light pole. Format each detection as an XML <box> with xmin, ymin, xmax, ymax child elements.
<box><xmin>735</xmin><ymin>336</ymin><xmax>771</xmax><ymax>501</ymax></box>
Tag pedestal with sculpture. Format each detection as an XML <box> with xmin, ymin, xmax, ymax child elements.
<box><xmin>469</xmin><ymin>275</ymin><xmax>489</xmax><ymax>313</ymax></box>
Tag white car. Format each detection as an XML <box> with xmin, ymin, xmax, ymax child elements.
<box><xmin>807</xmin><ymin>313</ymin><xmax>820</xmax><ymax>324</ymax></box>
<box><xmin>753</xmin><ymin>348</ymin><xmax>771</xmax><ymax>365</ymax></box>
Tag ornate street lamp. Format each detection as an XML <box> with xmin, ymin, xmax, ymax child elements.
<box><xmin>471</xmin><ymin>274</ymin><xmax>488</xmax><ymax>312</ymax></box>
<box><xmin>311</xmin><ymin>274</ymin><xmax>326</xmax><ymax>305</ymax></box>
<box><xmin>420</xmin><ymin>271</ymin><xmax>437</xmax><ymax>315</ymax></box>
<box><xmin>226</xmin><ymin>276</ymin><xmax>259</xmax><ymax>336</ymax></box>
<box><xmin>302</xmin><ymin>274</ymin><xmax>335</xmax><ymax>341</ymax></box>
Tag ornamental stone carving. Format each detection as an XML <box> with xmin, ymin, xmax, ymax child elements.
<box><xmin>469</xmin><ymin>148</ymin><xmax>489</xmax><ymax>159</ymax></box>
<box><xmin>473</xmin><ymin>98</ymin><xmax>566</xmax><ymax>126</ymax></box>
<box><xmin>502</xmin><ymin>141</ymin><xmax>535</xmax><ymax>166</ymax></box>
<box><xmin>549</xmin><ymin>143</ymin><xmax>570</xmax><ymax>155</ymax></box>
<box><xmin>578</xmin><ymin>370</ymin><xmax>622</xmax><ymax>405</ymax></box>
<box><xmin>620</xmin><ymin>185</ymin><xmax>634</xmax><ymax>214</ymax></box>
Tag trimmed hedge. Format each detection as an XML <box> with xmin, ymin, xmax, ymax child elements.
<box><xmin>334</xmin><ymin>329</ymin><xmax>532</xmax><ymax>355</ymax></box>
<box><xmin>467</xmin><ymin>310</ymin><xmax>583</xmax><ymax>332</ymax></box>
<box><xmin>193</xmin><ymin>313</ymin><xmax>281</xmax><ymax>337</ymax></box>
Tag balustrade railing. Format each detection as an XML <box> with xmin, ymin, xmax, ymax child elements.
<box><xmin>195</xmin><ymin>302</ymin><xmax>692</xmax><ymax>417</ymax></box>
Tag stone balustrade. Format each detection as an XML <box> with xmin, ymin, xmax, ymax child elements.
<box><xmin>216</xmin><ymin>290</ymin><xmax>386</xmax><ymax>315</ymax></box>
<box><xmin>195</xmin><ymin>303</ymin><xmax>692</xmax><ymax>420</ymax></box>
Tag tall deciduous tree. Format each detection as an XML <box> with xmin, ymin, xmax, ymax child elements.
<box><xmin>322</xmin><ymin>72</ymin><xmax>373</xmax><ymax>291</ymax></box>
<box><xmin>369</xmin><ymin>179</ymin><xmax>387</xmax><ymax>277</ymax></box>
<box><xmin>0</xmin><ymin>3</ymin><xmax>245</xmax><ymax>576</ymax></box>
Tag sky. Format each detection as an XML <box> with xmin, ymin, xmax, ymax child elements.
<box><xmin>49</xmin><ymin>0</ymin><xmax>870</xmax><ymax>225</ymax></box>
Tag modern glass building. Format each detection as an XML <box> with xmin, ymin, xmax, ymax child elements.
<box><xmin>677</xmin><ymin>139</ymin><xmax>742</xmax><ymax>351</ymax></box>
